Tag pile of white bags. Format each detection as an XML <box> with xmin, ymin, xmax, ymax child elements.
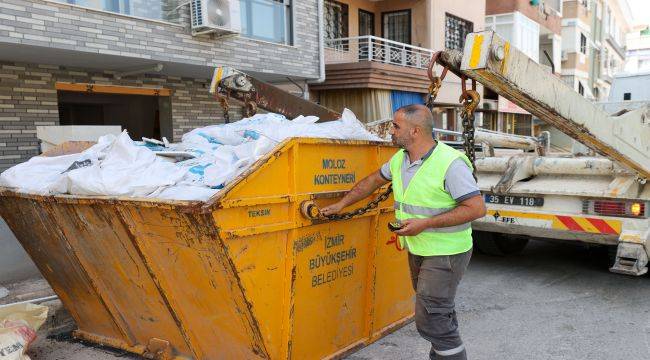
<box><xmin>0</xmin><ymin>109</ymin><xmax>382</xmax><ymax>201</ymax></box>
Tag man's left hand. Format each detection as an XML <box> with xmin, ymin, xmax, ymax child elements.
<box><xmin>394</xmin><ymin>218</ymin><xmax>430</xmax><ymax>236</ymax></box>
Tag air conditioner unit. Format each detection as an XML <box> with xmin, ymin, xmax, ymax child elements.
<box><xmin>482</xmin><ymin>99</ymin><xmax>498</xmax><ymax>111</ymax></box>
<box><xmin>561</xmin><ymin>50</ymin><xmax>569</xmax><ymax>61</ymax></box>
<box><xmin>191</xmin><ymin>0</ymin><xmax>241</xmax><ymax>36</ymax></box>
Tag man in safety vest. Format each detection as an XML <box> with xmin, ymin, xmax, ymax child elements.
<box><xmin>321</xmin><ymin>104</ymin><xmax>486</xmax><ymax>360</ymax></box>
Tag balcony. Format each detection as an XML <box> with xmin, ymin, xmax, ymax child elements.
<box><xmin>606</xmin><ymin>35</ymin><xmax>627</xmax><ymax>59</ymax></box>
<box><xmin>325</xmin><ymin>36</ymin><xmax>435</xmax><ymax>70</ymax></box>
<box><xmin>312</xmin><ymin>36</ymin><xmax>434</xmax><ymax>93</ymax></box>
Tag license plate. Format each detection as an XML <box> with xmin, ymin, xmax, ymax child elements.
<box><xmin>484</xmin><ymin>194</ymin><xmax>544</xmax><ymax>207</ymax></box>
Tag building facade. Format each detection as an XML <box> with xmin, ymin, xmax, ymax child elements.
<box><xmin>561</xmin><ymin>0</ymin><xmax>632</xmax><ymax>101</ymax></box>
<box><xmin>310</xmin><ymin>0</ymin><xmax>485</xmax><ymax>135</ymax></box>
<box><xmin>484</xmin><ymin>0</ymin><xmax>563</xmax><ymax>137</ymax></box>
<box><xmin>624</xmin><ymin>26</ymin><xmax>650</xmax><ymax>75</ymax></box>
<box><xmin>0</xmin><ymin>0</ymin><xmax>322</xmax><ymax>172</ymax></box>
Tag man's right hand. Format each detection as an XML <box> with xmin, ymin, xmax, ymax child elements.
<box><xmin>320</xmin><ymin>202</ymin><xmax>345</xmax><ymax>216</ymax></box>
<box><xmin>318</xmin><ymin>170</ymin><xmax>389</xmax><ymax>217</ymax></box>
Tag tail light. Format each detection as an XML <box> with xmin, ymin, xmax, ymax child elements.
<box><xmin>583</xmin><ymin>199</ymin><xmax>647</xmax><ymax>218</ymax></box>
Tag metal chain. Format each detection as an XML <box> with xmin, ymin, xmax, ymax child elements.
<box><xmin>242</xmin><ymin>93</ymin><xmax>258</xmax><ymax>118</ymax></box>
<box><xmin>242</xmin><ymin>93</ymin><xmax>251</xmax><ymax>118</ymax></box>
<box><xmin>459</xmin><ymin>76</ymin><xmax>480</xmax><ymax>180</ymax></box>
<box><xmin>320</xmin><ymin>52</ymin><xmax>451</xmax><ymax>222</ymax></box>
<box><xmin>216</xmin><ymin>90</ymin><xmax>231</xmax><ymax>124</ymax></box>
<box><xmin>461</xmin><ymin>109</ymin><xmax>477</xmax><ymax>179</ymax></box>
<box><xmin>425</xmin><ymin>77</ymin><xmax>442</xmax><ymax>110</ymax></box>
<box><xmin>321</xmin><ymin>187</ymin><xmax>393</xmax><ymax>221</ymax></box>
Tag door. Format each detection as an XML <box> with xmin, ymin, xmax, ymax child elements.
<box><xmin>55</xmin><ymin>84</ymin><xmax>173</xmax><ymax>140</ymax></box>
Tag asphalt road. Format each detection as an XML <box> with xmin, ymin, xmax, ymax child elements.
<box><xmin>28</xmin><ymin>240</ymin><xmax>650</xmax><ymax>360</ymax></box>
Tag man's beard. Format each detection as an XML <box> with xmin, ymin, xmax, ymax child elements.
<box><xmin>392</xmin><ymin>135</ymin><xmax>407</xmax><ymax>149</ymax></box>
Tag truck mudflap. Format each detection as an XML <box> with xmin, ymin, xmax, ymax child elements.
<box><xmin>610</xmin><ymin>230</ymin><xmax>650</xmax><ymax>276</ymax></box>
<box><xmin>610</xmin><ymin>242</ymin><xmax>648</xmax><ymax>276</ymax></box>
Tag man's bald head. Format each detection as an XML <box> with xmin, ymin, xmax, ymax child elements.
<box><xmin>395</xmin><ymin>104</ymin><xmax>434</xmax><ymax>136</ymax></box>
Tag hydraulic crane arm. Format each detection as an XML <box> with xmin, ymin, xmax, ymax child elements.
<box><xmin>436</xmin><ymin>31</ymin><xmax>650</xmax><ymax>179</ymax></box>
<box><xmin>210</xmin><ymin>32</ymin><xmax>649</xmax><ymax>179</ymax></box>
<box><xmin>209</xmin><ymin>66</ymin><xmax>340</xmax><ymax>122</ymax></box>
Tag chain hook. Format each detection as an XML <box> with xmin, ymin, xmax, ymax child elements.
<box><xmin>426</xmin><ymin>51</ymin><xmax>449</xmax><ymax>110</ymax></box>
<box><xmin>459</xmin><ymin>76</ymin><xmax>479</xmax><ymax>115</ymax></box>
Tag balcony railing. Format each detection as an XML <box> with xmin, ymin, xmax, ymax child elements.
<box><xmin>325</xmin><ymin>36</ymin><xmax>435</xmax><ymax>70</ymax></box>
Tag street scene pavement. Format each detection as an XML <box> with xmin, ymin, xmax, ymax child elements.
<box><xmin>25</xmin><ymin>240</ymin><xmax>650</xmax><ymax>360</ymax></box>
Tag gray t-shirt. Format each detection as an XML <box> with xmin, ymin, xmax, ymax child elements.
<box><xmin>380</xmin><ymin>147</ymin><xmax>480</xmax><ymax>202</ymax></box>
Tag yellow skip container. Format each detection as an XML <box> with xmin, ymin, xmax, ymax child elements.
<box><xmin>0</xmin><ymin>138</ymin><xmax>413</xmax><ymax>359</ymax></box>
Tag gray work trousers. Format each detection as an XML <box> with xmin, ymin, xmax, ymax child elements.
<box><xmin>408</xmin><ymin>249</ymin><xmax>472</xmax><ymax>360</ymax></box>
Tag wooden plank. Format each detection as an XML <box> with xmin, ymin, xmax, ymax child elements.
<box><xmin>55</xmin><ymin>82</ymin><xmax>171</xmax><ymax>96</ymax></box>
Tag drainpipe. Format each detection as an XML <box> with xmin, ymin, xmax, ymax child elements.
<box><xmin>304</xmin><ymin>0</ymin><xmax>325</xmax><ymax>101</ymax></box>
<box><xmin>311</xmin><ymin>0</ymin><xmax>326</xmax><ymax>84</ymax></box>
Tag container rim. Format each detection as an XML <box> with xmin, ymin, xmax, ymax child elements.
<box><xmin>0</xmin><ymin>137</ymin><xmax>392</xmax><ymax>211</ymax></box>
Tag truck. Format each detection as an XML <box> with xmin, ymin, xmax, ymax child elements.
<box><xmin>253</xmin><ymin>35</ymin><xmax>650</xmax><ymax>278</ymax></box>
<box><xmin>215</xmin><ymin>31</ymin><xmax>650</xmax><ymax>276</ymax></box>
<box><xmin>452</xmin><ymin>32</ymin><xmax>649</xmax><ymax>276</ymax></box>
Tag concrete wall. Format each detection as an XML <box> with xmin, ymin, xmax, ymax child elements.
<box><xmin>563</xmin><ymin>0</ymin><xmax>592</xmax><ymax>25</ymax></box>
<box><xmin>609</xmin><ymin>74</ymin><xmax>650</xmax><ymax>102</ymax></box>
<box><xmin>0</xmin><ymin>0</ymin><xmax>320</xmax><ymax>78</ymax></box>
<box><xmin>486</xmin><ymin>0</ymin><xmax>561</xmax><ymax>35</ymax></box>
<box><xmin>0</xmin><ymin>216</ymin><xmax>39</xmax><ymax>285</ymax></box>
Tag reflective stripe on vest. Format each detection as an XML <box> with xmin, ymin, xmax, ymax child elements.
<box><xmin>389</xmin><ymin>142</ymin><xmax>474</xmax><ymax>256</ymax></box>
<box><xmin>393</xmin><ymin>201</ymin><xmax>471</xmax><ymax>233</ymax></box>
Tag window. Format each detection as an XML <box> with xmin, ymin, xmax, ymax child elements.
<box><xmin>580</xmin><ymin>33</ymin><xmax>587</xmax><ymax>54</ymax></box>
<box><xmin>59</xmin><ymin>0</ymin><xmax>172</xmax><ymax>22</ymax></box>
<box><xmin>503</xmin><ymin>113</ymin><xmax>533</xmax><ymax>136</ymax></box>
<box><xmin>359</xmin><ymin>9</ymin><xmax>374</xmax><ymax>36</ymax></box>
<box><xmin>639</xmin><ymin>59</ymin><xmax>650</xmax><ymax>71</ymax></box>
<box><xmin>624</xmin><ymin>92</ymin><xmax>631</xmax><ymax>100</ymax></box>
<box><xmin>578</xmin><ymin>82</ymin><xmax>585</xmax><ymax>96</ymax></box>
<box><xmin>240</xmin><ymin>0</ymin><xmax>293</xmax><ymax>44</ymax></box>
<box><xmin>445</xmin><ymin>13</ymin><xmax>473</xmax><ymax>51</ymax></box>
<box><xmin>324</xmin><ymin>0</ymin><xmax>348</xmax><ymax>41</ymax></box>
<box><xmin>382</xmin><ymin>10</ymin><xmax>411</xmax><ymax>44</ymax></box>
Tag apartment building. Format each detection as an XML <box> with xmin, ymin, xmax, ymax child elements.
<box><xmin>0</xmin><ymin>0</ymin><xmax>322</xmax><ymax>172</ymax></box>
<box><xmin>561</xmin><ymin>0</ymin><xmax>632</xmax><ymax>101</ymax></box>
<box><xmin>625</xmin><ymin>26</ymin><xmax>650</xmax><ymax>75</ymax></box>
<box><xmin>483</xmin><ymin>0</ymin><xmax>563</xmax><ymax>137</ymax></box>
<box><xmin>310</xmin><ymin>0</ymin><xmax>485</xmax><ymax>134</ymax></box>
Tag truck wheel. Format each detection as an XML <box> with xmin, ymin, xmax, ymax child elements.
<box><xmin>473</xmin><ymin>231</ymin><xmax>529</xmax><ymax>256</ymax></box>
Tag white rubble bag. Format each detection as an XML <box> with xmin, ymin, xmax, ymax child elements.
<box><xmin>0</xmin><ymin>109</ymin><xmax>383</xmax><ymax>201</ymax></box>
<box><xmin>0</xmin><ymin>303</ymin><xmax>48</xmax><ymax>360</ymax></box>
